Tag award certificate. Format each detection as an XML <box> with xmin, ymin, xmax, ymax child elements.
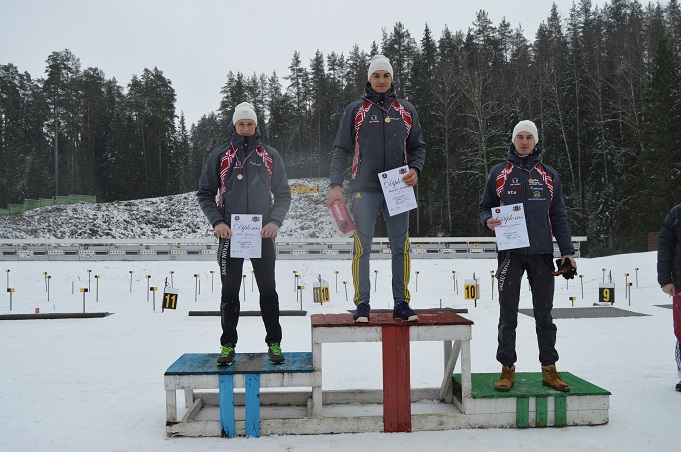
<box><xmin>378</xmin><ymin>166</ymin><xmax>417</xmax><ymax>216</ymax></box>
<box><xmin>491</xmin><ymin>203</ymin><xmax>530</xmax><ymax>251</ymax></box>
<box><xmin>230</xmin><ymin>214</ymin><xmax>262</xmax><ymax>258</ymax></box>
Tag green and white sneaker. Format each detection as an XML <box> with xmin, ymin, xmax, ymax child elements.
<box><xmin>217</xmin><ymin>343</ymin><xmax>235</xmax><ymax>366</ymax></box>
<box><xmin>267</xmin><ymin>343</ymin><xmax>285</xmax><ymax>364</ymax></box>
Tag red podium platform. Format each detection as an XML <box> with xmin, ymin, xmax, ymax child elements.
<box><xmin>310</xmin><ymin>311</ymin><xmax>474</xmax><ymax>432</ymax></box>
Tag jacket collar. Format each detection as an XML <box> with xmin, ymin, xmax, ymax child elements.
<box><xmin>228</xmin><ymin>123</ymin><xmax>262</xmax><ymax>151</ymax></box>
<box><xmin>362</xmin><ymin>82</ymin><xmax>397</xmax><ymax>107</ymax></box>
<box><xmin>507</xmin><ymin>142</ymin><xmax>543</xmax><ymax>167</ymax></box>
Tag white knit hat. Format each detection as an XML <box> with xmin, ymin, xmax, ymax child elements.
<box><xmin>232</xmin><ymin>102</ymin><xmax>258</xmax><ymax>126</ymax></box>
<box><xmin>512</xmin><ymin>120</ymin><xmax>538</xmax><ymax>143</ymax></box>
<box><xmin>367</xmin><ymin>54</ymin><xmax>393</xmax><ymax>80</ymax></box>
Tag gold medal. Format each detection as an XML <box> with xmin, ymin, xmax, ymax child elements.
<box><xmin>385</xmin><ymin>117</ymin><xmax>391</xmax><ymax>123</ymax></box>
<box><xmin>237</xmin><ymin>174</ymin><xmax>243</xmax><ymax>180</ymax></box>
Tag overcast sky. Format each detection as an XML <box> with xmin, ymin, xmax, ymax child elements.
<box><xmin>2</xmin><ymin>0</ymin><xmax>613</xmax><ymax>127</ymax></box>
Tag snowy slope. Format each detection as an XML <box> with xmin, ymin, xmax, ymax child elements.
<box><xmin>0</xmin><ymin>178</ymin><xmax>336</xmax><ymax>240</ymax></box>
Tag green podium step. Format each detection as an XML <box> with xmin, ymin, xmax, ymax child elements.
<box><xmin>453</xmin><ymin>372</ymin><xmax>611</xmax><ymax>428</ymax></box>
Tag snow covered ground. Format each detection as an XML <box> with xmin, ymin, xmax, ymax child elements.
<box><xmin>0</xmin><ymin>181</ymin><xmax>679</xmax><ymax>451</ymax></box>
<box><xmin>0</xmin><ymin>178</ymin><xmax>335</xmax><ymax>240</ymax></box>
<box><xmin>0</xmin><ymin>252</ymin><xmax>679</xmax><ymax>451</ymax></box>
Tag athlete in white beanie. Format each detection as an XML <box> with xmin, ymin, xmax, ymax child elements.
<box><xmin>328</xmin><ymin>50</ymin><xmax>426</xmax><ymax>324</ymax></box>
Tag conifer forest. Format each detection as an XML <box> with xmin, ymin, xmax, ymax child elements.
<box><xmin>2</xmin><ymin>1</ymin><xmax>681</xmax><ymax>255</ymax></box>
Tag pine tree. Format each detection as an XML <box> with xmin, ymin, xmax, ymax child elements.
<box><xmin>44</xmin><ymin>49</ymin><xmax>81</xmax><ymax>198</ymax></box>
<box><xmin>187</xmin><ymin>112</ymin><xmax>222</xmax><ymax>191</ymax></box>
<box><xmin>309</xmin><ymin>50</ymin><xmax>326</xmax><ymax>176</ymax></box>
<box><xmin>127</xmin><ymin>67</ymin><xmax>177</xmax><ymax>197</ymax></box>
<box><xmin>78</xmin><ymin>67</ymin><xmax>108</xmax><ymax>196</ymax></box>
<box><xmin>172</xmin><ymin>112</ymin><xmax>190</xmax><ymax>193</ymax></box>
<box><xmin>219</xmin><ymin>71</ymin><xmax>249</xmax><ymax>136</ymax></box>
<box><xmin>345</xmin><ymin>45</ymin><xmax>368</xmax><ymax>99</ymax></box>
<box><xmin>639</xmin><ymin>32</ymin><xmax>681</xmax><ymax>244</ymax></box>
<box><xmin>99</xmin><ymin>77</ymin><xmax>136</xmax><ymax>201</ymax></box>
<box><xmin>409</xmin><ymin>24</ymin><xmax>438</xmax><ymax>233</ymax></box>
<box><xmin>284</xmin><ymin>52</ymin><xmax>310</xmax><ymax>170</ymax></box>
<box><xmin>265</xmin><ymin>71</ymin><xmax>292</xmax><ymax>156</ymax></box>
<box><xmin>381</xmin><ymin>22</ymin><xmax>417</xmax><ymax>98</ymax></box>
<box><xmin>0</xmin><ymin>64</ymin><xmax>50</xmax><ymax>204</ymax></box>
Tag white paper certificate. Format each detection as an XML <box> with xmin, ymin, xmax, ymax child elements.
<box><xmin>230</xmin><ymin>214</ymin><xmax>262</xmax><ymax>258</ymax></box>
<box><xmin>378</xmin><ymin>166</ymin><xmax>417</xmax><ymax>216</ymax></box>
<box><xmin>491</xmin><ymin>203</ymin><xmax>530</xmax><ymax>251</ymax></box>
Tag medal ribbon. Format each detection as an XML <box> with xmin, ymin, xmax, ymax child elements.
<box><xmin>391</xmin><ymin>100</ymin><xmax>412</xmax><ymax>166</ymax></box>
<box><xmin>233</xmin><ymin>147</ymin><xmax>259</xmax><ymax>172</ymax></box>
<box><xmin>218</xmin><ymin>144</ymin><xmax>238</xmax><ymax>210</ymax></box>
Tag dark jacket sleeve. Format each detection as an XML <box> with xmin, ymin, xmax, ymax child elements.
<box><xmin>658</xmin><ymin>206</ymin><xmax>680</xmax><ymax>287</ymax></box>
<box><xmin>329</xmin><ymin>102</ymin><xmax>358</xmax><ymax>187</ymax></box>
<box><xmin>196</xmin><ymin>145</ymin><xmax>227</xmax><ymax>228</ymax></box>
<box><xmin>267</xmin><ymin>147</ymin><xmax>291</xmax><ymax>227</ymax></box>
<box><xmin>479</xmin><ymin>166</ymin><xmax>500</xmax><ymax>229</ymax></box>
<box><xmin>548</xmin><ymin>170</ymin><xmax>575</xmax><ymax>256</ymax></box>
<box><xmin>404</xmin><ymin>102</ymin><xmax>426</xmax><ymax>174</ymax></box>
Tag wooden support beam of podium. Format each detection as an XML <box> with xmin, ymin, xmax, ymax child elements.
<box><xmin>382</xmin><ymin>325</ymin><xmax>411</xmax><ymax>432</ymax></box>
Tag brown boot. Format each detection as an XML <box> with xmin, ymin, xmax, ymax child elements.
<box><xmin>541</xmin><ymin>365</ymin><xmax>570</xmax><ymax>392</ymax></box>
<box><xmin>494</xmin><ymin>365</ymin><xmax>515</xmax><ymax>392</ymax></box>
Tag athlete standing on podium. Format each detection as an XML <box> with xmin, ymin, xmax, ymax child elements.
<box><xmin>326</xmin><ymin>55</ymin><xmax>426</xmax><ymax>323</ymax></box>
<box><xmin>198</xmin><ymin>102</ymin><xmax>291</xmax><ymax>366</ymax></box>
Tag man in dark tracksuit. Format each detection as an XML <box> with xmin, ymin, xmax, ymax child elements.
<box><xmin>479</xmin><ymin>120</ymin><xmax>576</xmax><ymax>392</ymax></box>
<box><xmin>326</xmin><ymin>55</ymin><xmax>426</xmax><ymax>322</ymax></box>
<box><xmin>657</xmin><ymin>203</ymin><xmax>681</xmax><ymax>391</ymax></box>
<box><xmin>197</xmin><ymin>102</ymin><xmax>291</xmax><ymax>366</ymax></box>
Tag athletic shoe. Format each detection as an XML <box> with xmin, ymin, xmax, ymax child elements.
<box><xmin>217</xmin><ymin>343</ymin><xmax>235</xmax><ymax>366</ymax></box>
<box><xmin>268</xmin><ymin>343</ymin><xmax>285</xmax><ymax>364</ymax></box>
<box><xmin>353</xmin><ymin>302</ymin><xmax>370</xmax><ymax>322</ymax></box>
<box><xmin>393</xmin><ymin>302</ymin><xmax>419</xmax><ymax>321</ymax></box>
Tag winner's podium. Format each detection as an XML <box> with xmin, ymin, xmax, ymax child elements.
<box><xmin>310</xmin><ymin>311</ymin><xmax>474</xmax><ymax>432</ymax></box>
<box><xmin>164</xmin><ymin>310</ymin><xmax>610</xmax><ymax>437</ymax></box>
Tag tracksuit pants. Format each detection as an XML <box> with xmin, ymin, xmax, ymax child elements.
<box><xmin>495</xmin><ymin>252</ymin><xmax>559</xmax><ymax>366</ymax></box>
<box><xmin>351</xmin><ymin>190</ymin><xmax>411</xmax><ymax>306</ymax></box>
<box><xmin>217</xmin><ymin>237</ymin><xmax>282</xmax><ymax>347</ymax></box>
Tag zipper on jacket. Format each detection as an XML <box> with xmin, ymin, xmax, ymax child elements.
<box><xmin>380</xmin><ymin>93</ymin><xmax>387</xmax><ymax>171</ymax></box>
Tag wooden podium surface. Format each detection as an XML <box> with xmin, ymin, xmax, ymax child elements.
<box><xmin>310</xmin><ymin>311</ymin><xmax>474</xmax><ymax>327</ymax></box>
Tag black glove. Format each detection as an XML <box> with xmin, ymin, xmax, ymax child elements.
<box><xmin>552</xmin><ymin>258</ymin><xmax>577</xmax><ymax>280</ymax></box>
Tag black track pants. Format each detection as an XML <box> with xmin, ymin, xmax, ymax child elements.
<box><xmin>217</xmin><ymin>237</ymin><xmax>282</xmax><ymax>347</ymax></box>
<box><xmin>495</xmin><ymin>252</ymin><xmax>558</xmax><ymax>366</ymax></box>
